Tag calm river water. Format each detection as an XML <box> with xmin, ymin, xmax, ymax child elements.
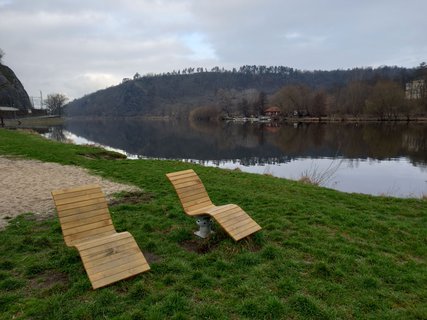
<box><xmin>43</xmin><ymin>119</ymin><xmax>427</xmax><ymax>198</ymax></box>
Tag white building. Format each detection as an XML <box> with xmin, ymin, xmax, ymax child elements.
<box><xmin>405</xmin><ymin>79</ymin><xmax>425</xmax><ymax>99</ymax></box>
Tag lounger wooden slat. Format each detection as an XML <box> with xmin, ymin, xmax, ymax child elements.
<box><xmin>79</xmin><ymin>237</ymin><xmax>136</xmax><ymax>258</ymax></box>
<box><xmin>215</xmin><ymin>205</ymin><xmax>245</xmax><ymax>217</ymax></box>
<box><xmin>65</xmin><ymin>231</ymin><xmax>118</xmax><ymax>247</ymax></box>
<box><xmin>88</xmin><ymin>252</ymin><xmax>147</xmax><ymax>275</ymax></box>
<box><xmin>166</xmin><ymin>169</ymin><xmax>194</xmax><ymax>178</ymax></box>
<box><xmin>231</xmin><ymin>224</ymin><xmax>262</xmax><ymax>240</ymax></box>
<box><xmin>90</xmin><ymin>258</ymin><xmax>148</xmax><ymax>281</ymax></box>
<box><xmin>59</xmin><ymin>203</ymin><xmax>109</xmax><ymax>217</ymax></box>
<box><xmin>185</xmin><ymin>200</ymin><xmax>214</xmax><ymax>211</ymax></box>
<box><xmin>51</xmin><ymin>184</ymin><xmax>101</xmax><ymax>196</ymax></box>
<box><xmin>91</xmin><ymin>264</ymin><xmax>150</xmax><ymax>289</ymax></box>
<box><xmin>62</xmin><ymin>219</ymin><xmax>113</xmax><ymax>236</ymax></box>
<box><xmin>187</xmin><ymin>206</ymin><xmax>216</xmax><ymax>216</ymax></box>
<box><xmin>61</xmin><ymin>212</ymin><xmax>111</xmax><ymax>229</ymax></box>
<box><xmin>64</xmin><ymin>226</ymin><xmax>116</xmax><ymax>245</ymax></box>
<box><xmin>179</xmin><ymin>193</ymin><xmax>211</xmax><ymax>203</ymax></box>
<box><xmin>59</xmin><ymin>207</ymin><xmax>109</xmax><ymax>221</ymax></box>
<box><xmin>84</xmin><ymin>247</ymin><xmax>142</xmax><ymax>269</ymax></box>
<box><xmin>223</xmin><ymin>216</ymin><xmax>253</xmax><ymax>230</ymax></box>
<box><xmin>52</xmin><ymin>184</ymin><xmax>150</xmax><ymax>289</ymax></box>
<box><xmin>166</xmin><ymin>169</ymin><xmax>261</xmax><ymax>241</ymax></box>
<box><xmin>56</xmin><ymin>197</ymin><xmax>108</xmax><ymax>211</ymax></box>
<box><xmin>171</xmin><ymin>175</ymin><xmax>201</xmax><ymax>183</ymax></box>
<box><xmin>215</xmin><ymin>212</ymin><xmax>246</xmax><ymax>224</ymax></box>
<box><xmin>54</xmin><ymin>191</ymin><xmax>105</xmax><ymax>206</ymax></box>
<box><xmin>75</xmin><ymin>232</ymin><xmax>131</xmax><ymax>251</ymax></box>
<box><xmin>177</xmin><ymin>187</ymin><xmax>208</xmax><ymax>200</ymax></box>
<box><xmin>52</xmin><ymin>188</ymin><xmax>102</xmax><ymax>201</ymax></box>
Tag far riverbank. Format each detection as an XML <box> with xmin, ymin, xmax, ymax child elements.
<box><xmin>3</xmin><ymin>115</ymin><xmax>64</xmax><ymax>128</ymax></box>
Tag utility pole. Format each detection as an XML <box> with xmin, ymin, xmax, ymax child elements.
<box><xmin>40</xmin><ymin>90</ymin><xmax>43</xmax><ymax>109</ymax></box>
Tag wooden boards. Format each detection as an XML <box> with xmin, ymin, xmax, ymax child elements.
<box><xmin>166</xmin><ymin>169</ymin><xmax>213</xmax><ymax>215</ymax></box>
<box><xmin>166</xmin><ymin>169</ymin><xmax>262</xmax><ymax>241</ymax></box>
<box><xmin>51</xmin><ymin>184</ymin><xmax>150</xmax><ymax>289</ymax></box>
<box><xmin>210</xmin><ymin>204</ymin><xmax>262</xmax><ymax>241</ymax></box>
<box><xmin>52</xmin><ymin>184</ymin><xmax>114</xmax><ymax>247</ymax></box>
<box><xmin>75</xmin><ymin>232</ymin><xmax>150</xmax><ymax>289</ymax></box>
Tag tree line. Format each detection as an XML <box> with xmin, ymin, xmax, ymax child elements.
<box><xmin>192</xmin><ymin>64</ymin><xmax>427</xmax><ymax>121</ymax></box>
<box><xmin>66</xmin><ymin>64</ymin><xmax>426</xmax><ymax>120</ymax></box>
<box><xmin>268</xmin><ymin>63</ymin><xmax>427</xmax><ymax>120</ymax></box>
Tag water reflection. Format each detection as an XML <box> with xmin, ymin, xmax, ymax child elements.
<box><xmin>43</xmin><ymin>119</ymin><xmax>427</xmax><ymax>197</ymax></box>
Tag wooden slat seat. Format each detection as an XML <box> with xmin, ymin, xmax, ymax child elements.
<box><xmin>166</xmin><ymin>170</ymin><xmax>262</xmax><ymax>241</ymax></box>
<box><xmin>51</xmin><ymin>184</ymin><xmax>150</xmax><ymax>289</ymax></box>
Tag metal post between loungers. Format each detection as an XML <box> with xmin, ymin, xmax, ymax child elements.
<box><xmin>194</xmin><ymin>215</ymin><xmax>214</xmax><ymax>238</ymax></box>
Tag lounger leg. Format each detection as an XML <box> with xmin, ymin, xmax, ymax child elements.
<box><xmin>194</xmin><ymin>216</ymin><xmax>214</xmax><ymax>238</ymax></box>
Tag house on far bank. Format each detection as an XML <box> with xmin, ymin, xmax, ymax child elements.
<box><xmin>405</xmin><ymin>79</ymin><xmax>425</xmax><ymax>99</ymax></box>
<box><xmin>263</xmin><ymin>106</ymin><xmax>281</xmax><ymax>117</ymax></box>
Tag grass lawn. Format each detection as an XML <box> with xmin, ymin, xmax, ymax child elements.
<box><xmin>0</xmin><ymin>128</ymin><xmax>426</xmax><ymax>319</ymax></box>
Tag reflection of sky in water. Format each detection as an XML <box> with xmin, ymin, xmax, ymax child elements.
<box><xmin>206</xmin><ymin>158</ymin><xmax>427</xmax><ymax>198</ymax></box>
<box><xmin>44</xmin><ymin>130</ymin><xmax>427</xmax><ymax>198</ymax></box>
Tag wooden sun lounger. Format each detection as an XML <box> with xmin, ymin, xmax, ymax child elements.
<box><xmin>51</xmin><ymin>184</ymin><xmax>150</xmax><ymax>289</ymax></box>
<box><xmin>166</xmin><ymin>169</ymin><xmax>261</xmax><ymax>241</ymax></box>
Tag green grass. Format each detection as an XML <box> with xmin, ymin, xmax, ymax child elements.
<box><xmin>0</xmin><ymin>128</ymin><xmax>426</xmax><ymax>319</ymax></box>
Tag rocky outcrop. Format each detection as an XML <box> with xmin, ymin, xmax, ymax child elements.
<box><xmin>0</xmin><ymin>63</ymin><xmax>32</xmax><ymax>110</ymax></box>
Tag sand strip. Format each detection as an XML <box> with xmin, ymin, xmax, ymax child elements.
<box><xmin>0</xmin><ymin>156</ymin><xmax>138</xmax><ymax>229</ymax></box>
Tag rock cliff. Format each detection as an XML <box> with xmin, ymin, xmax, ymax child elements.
<box><xmin>0</xmin><ymin>63</ymin><xmax>32</xmax><ymax>110</ymax></box>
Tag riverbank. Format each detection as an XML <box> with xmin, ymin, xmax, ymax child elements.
<box><xmin>69</xmin><ymin>115</ymin><xmax>427</xmax><ymax>122</ymax></box>
<box><xmin>283</xmin><ymin>116</ymin><xmax>427</xmax><ymax>123</ymax></box>
<box><xmin>0</xmin><ymin>128</ymin><xmax>425</xmax><ymax>319</ymax></box>
<box><xmin>2</xmin><ymin>115</ymin><xmax>64</xmax><ymax>128</ymax></box>
<box><xmin>224</xmin><ymin>115</ymin><xmax>427</xmax><ymax>123</ymax></box>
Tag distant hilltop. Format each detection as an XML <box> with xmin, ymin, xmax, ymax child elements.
<box><xmin>0</xmin><ymin>62</ymin><xmax>32</xmax><ymax>110</ymax></box>
<box><xmin>65</xmin><ymin>65</ymin><xmax>425</xmax><ymax>119</ymax></box>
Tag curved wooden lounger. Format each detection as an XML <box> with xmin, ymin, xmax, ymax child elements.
<box><xmin>166</xmin><ymin>169</ymin><xmax>262</xmax><ymax>241</ymax></box>
<box><xmin>51</xmin><ymin>184</ymin><xmax>150</xmax><ymax>289</ymax></box>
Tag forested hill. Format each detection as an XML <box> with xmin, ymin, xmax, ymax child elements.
<box><xmin>65</xmin><ymin>65</ymin><xmax>415</xmax><ymax>118</ymax></box>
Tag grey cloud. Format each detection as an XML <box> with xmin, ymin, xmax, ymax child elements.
<box><xmin>0</xmin><ymin>0</ymin><xmax>426</xmax><ymax>100</ymax></box>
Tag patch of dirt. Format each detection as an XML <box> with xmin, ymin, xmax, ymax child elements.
<box><xmin>144</xmin><ymin>251</ymin><xmax>162</xmax><ymax>264</ymax></box>
<box><xmin>180</xmin><ymin>236</ymin><xmax>224</xmax><ymax>254</ymax></box>
<box><xmin>109</xmin><ymin>191</ymin><xmax>155</xmax><ymax>206</ymax></box>
<box><xmin>27</xmin><ymin>270</ymin><xmax>69</xmax><ymax>291</ymax></box>
<box><xmin>0</xmin><ymin>156</ymin><xmax>139</xmax><ymax>229</ymax></box>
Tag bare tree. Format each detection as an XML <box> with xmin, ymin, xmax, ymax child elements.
<box><xmin>0</xmin><ymin>48</ymin><xmax>4</xmax><ymax>63</ymax></box>
<box><xmin>217</xmin><ymin>88</ymin><xmax>232</xmax><ymax>116</ymax></box>
<box><xmin>256</xmin><ymin>91</ymin><xmax>267</xmax><ymax>116</ymax></box>
<box><xmin>271</xmin><ymin>85</ymin><xmax>311</xmax><ymax>116</ymax></box>
<box><xmin>365</xmin><ymin>80</ymin><xmax>404</xmax><ymax>120</ymax></box>
<box><xmin>311</xmin><ymin>92</ymin><xmax>327</xmax><ymax>118</ymax></box>
<box><xmin>239</xmin><ymin>98</ymin><xmax>250</xmax><ymax>117</ymax></box>
<box><xmin>45</xmin><ymin>93</ymin><xmax>68</xmax><ymax>116</ymax></box>
<box><xmin>340</xmin><ymin>81</ymin><xmax>371</xmax><ymax>117</ymax></box>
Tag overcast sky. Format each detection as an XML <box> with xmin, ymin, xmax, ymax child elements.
<box><xmin>1</xmin><ymin>0</ymin><xmax>426</xmax><ymax>101</ymax></box>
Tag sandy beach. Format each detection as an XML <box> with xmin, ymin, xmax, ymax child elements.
<box><xmin>0</xmin><ymin>156</ymin><xmax>138</xmax><ymax>229</ymax></box>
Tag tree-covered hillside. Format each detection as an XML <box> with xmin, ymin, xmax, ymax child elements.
<box><xmin>65</xmin><ymin>65</ymin><xmax>417</xmax><ymax>118</ymax></box>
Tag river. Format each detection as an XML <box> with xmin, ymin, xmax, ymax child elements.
<box><xmin>42</xmin><ymin>119</ymin><xmax>427</xmax><ymax>198</ymax></box>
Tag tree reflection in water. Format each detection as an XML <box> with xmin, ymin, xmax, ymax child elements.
<box><xmin>44</xmin><ymin>119</ymin><xmax>427</xmax><ymax>197</ymax></box>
